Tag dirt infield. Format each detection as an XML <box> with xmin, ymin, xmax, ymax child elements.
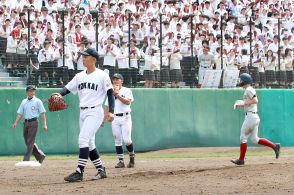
<box><xmin>1</xmin><ymin>147</ymin><xmax>294</xmax><ymax>195</ymax></box>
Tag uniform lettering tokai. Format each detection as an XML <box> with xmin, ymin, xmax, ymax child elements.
<box><xmin>78</xmin><ymin>82</ymin><xmax>99</xmax><ymax>91</ymax></box>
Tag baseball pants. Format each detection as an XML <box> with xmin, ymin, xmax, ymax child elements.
<box><xmin>198</xmin><ymin>67</ymin><xmax>209</xmax><ymax>85</ymax></box>
<box><xmin>240</xmin><ymin>113</ymin><xmax>261</xmax><ymax>144</ymax></box>
<box><xmin>112</xmin><ymin>114</ymin><xmax>132</xmax><ymax>146</ymax></box>
<box><xmin>79</xmin><ymin>106</ymin><xmax>104</xmax><ymax>150</ymax></box>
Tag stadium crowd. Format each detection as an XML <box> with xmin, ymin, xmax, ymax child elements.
<box><xmin>0</xmin><ymin>0</ymin><xmax>293</xmax><ymax>88</ymax></box>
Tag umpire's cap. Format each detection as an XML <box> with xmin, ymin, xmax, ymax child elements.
<box><xmin>239</xmin><ymin>73</ymin><xmax>252</xmax><ymax>86</ymax></box>
<box><xmin>112</xmin><ymin>73</ymin><xmax>123</xmax><ymax>80</ymax></box>
<box><xmin>26</xmin><ymin>85</ymin><xmax>36</xmax><ymax>92</ymax></box>
<box><xmin>78</xmin><ymin>48</ymin><xmax>99</xmax><ymax>60</ymax></box>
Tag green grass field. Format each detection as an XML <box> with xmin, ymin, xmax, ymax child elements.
<box><xmin>0</xmin><ymin>150</ymin><xmax>292</xmax><ymax>161</ymax></box>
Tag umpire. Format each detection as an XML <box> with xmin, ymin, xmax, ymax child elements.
<box><xmin>12</xmin><ymin>85</ymin><xmax>47</xmax><ymax>163</ymax></box>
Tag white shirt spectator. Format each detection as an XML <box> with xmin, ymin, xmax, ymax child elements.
<box><xmin>144</xmin><ymin>54</ymin><xmax>153</xmax><ymax>71</ymax></box>
<box><xmin>237</xmin><ymin>43</ymin><xmax>250</xmax><ymax>54</ymax></box>
<box><xmin>214</xmin><ymin>53</ymin><xmax>227</xmax><ymax>70</ymax></box>
<box><xmin>82</xmin><ymin>25</ymin><xmax>96</xmax><ymax>45</ymax></box>
<box><xmin>236</xmin><ymin>54</ymin><xmax>249</xmax><ymax>68</ymax></box>
<box><xmin>124</xmin><ymin>3</ymin><xmax>137</xmax><ymax>13</ymax></box>
<box><xmin>116</xmin><ymin>47</ymin><xmax>129</xmax><ymax>69</ymax></box>
<box><xmin>263</xmin><ymin>56</ymin><xmax>276</xmax><ymax>71</ymax></box>
<box><xmin>130</xmin><ymin>47</ymin><xmax>140</xmax><ymax>68</ymax></box>
<box><xmin>170</xmin><ymin>52</ymin><xmax>183</xmax><ymax>70</ymax></box>
<box><xmin>0</xmin><ymin>23</ymin><xmax>12</xmax><ymax>38</ymax></box>
<box><xmin>38</xmin><ymin>47</ymin><xmax>55</xmax><ymax>63</ymax></box>
<box><xmin>39</xmin><ymin>14</ymin><xmax>54</xmax><ymax>27</ymax></box>
<box><xmin>267</xmin><ymin>42</ymin><xmax>279</xmax><ymax>54</ymax></box>
<box><xmin>203</xmin><ymin>4</ymin><xmax>214</xmax><ymax>18</ymax></box>
<box><xmin>163</xmin><ymin>4</ymin><xmax>177</xmax><ymax>15</ymax></box>
<box><xmin>101</xmin><ymin>44</ymin><xmax>118</xmax><ymax>67</ymax></box>
<box><xmin>54</xmin><ymin>45</ymin><xmax>74</xmax><ymax>69</ymax></box>
<box><xmin>6</xmin><ymin>36</ymin><xmax>18</xmax><ymax>53</ymax></box>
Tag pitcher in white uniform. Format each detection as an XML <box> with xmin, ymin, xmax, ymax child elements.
<box><xmin>56</xmin><ymin>48</ymin><xmax>115</xmax><ymax>182</ymax></box>
<box><xmin>105</xmin><ymin>73</ymin><xmax>135</xmax><ymax>168</ymax></box>
<box><xmin>231</xmin><ymin>73</ymin><xmax>281</xmax><ymax>165</ymax></box>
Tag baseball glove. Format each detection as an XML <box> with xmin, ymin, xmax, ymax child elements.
<box><xmin>48</xmin><ymin>93</ymin><xmax>68</xmax><ymax>112</ymax></box>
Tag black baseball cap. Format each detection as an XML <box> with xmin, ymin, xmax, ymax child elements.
<box><xmin>26</xmin><ymin>85</ymin><xmax>36</xmax><ymax>92</ymax></box>
<box><xmin>78</xmin><ymin>48</ymin><xmax>99</xmax><ymax>60</ymax></box>
<box><xmin>112</xmin><ymin>73</ymin><xmax>123</xmax><ymax>80</ymax></box>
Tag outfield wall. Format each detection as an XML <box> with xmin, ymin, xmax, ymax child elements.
<box><xmin>0</xmin><ymin>88</ymin><xmax>293</xmax><ymax>155</ymax></box>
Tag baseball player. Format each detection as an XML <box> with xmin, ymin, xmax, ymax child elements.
<box><xmin>12</xmin><ymin>85</ymin><xmax>47</xmax><ymax>163</ymax></box>
<box><xmin>56</xmin><ymin>48</ymin><xmax>115</xmax><ymax>182</ymax></box>
<box><xmin>231</xmin><ymin>73</ymin><xmax>280</xmax><ymax>165</ymax></box>
<box><xmin>105</xmin><ymin>73</ymin><xmax>135</xmax><ymax>168</ymax></box>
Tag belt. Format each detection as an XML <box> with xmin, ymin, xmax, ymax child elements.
<box><xmin>201</xmin><ymin>66</ymin><xmax>209</xmax><ymax>68</ymax></box>
<box><xmin>115</xmin><ymin>112</ymin><xmax>129</xmax><ymax>117</ymax></box>
<box><xmin>80</xmin><ymin>106</ymin><xmax>96</xmax><ymax>110</ymax></box>
<box><xmin>24</xmin><ymin>117</ymin><xmax>37</xmax><ymax>122</ymax></box>
<box><xmin>245</xmin><ymin>111</ymin><xmax>257</xmax><ymax>115</ymax></box>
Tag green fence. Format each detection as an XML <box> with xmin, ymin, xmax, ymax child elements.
<box><xmin>0</xmin><ymin>88</ymin><xmax>293</xmax><ymax>155</ymax></box>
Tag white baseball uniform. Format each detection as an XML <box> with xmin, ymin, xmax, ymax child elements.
<box><xmin>106</xmin><ymin>86</ymin><xmax>134</xmax><ymax>146</ymax></box>
<box><xmin>65</xmin><ymin>68</ymin><xmax>112</xmax><ymax>150</ymax></box>
<box><xmin>240</xmin><ymin>86</ymin><xmax>260</xmax><ymax>144</ymax></box>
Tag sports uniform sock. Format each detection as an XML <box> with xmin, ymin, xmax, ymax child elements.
<box><xmin>89</xmin><ymin>148</ymin><xmax>103</xmax><ymax>171</ymax></box>
<box><xmin>76</xmin><ymin>147</ymin><xmax>89</xmax><ymax>173</ymax></box>
<box><xmin>258</xmin><ymin>138</ymin><xmax>275</xmax><ymax>148</ymax></box>
<box><xmin>116</xmin><ymin>146</ymin><xmax>124</xmax><ymax>161</ymax></box>
<box><xmin>239</xmin><ymin>143</ymin><xmax>247</xmax><ymax>161</ymax></box>
<box><xmin>126</xmin><ymin>143</ymin><xmax>134</xmax><ymax>155</ymax></box>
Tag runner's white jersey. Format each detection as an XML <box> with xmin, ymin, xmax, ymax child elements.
<box><xmin>243</xmin><ymin>86</ymin><xmax>258</xmax><ymax>113</ymax></box>
<box><xmin>65</xmin><ymin>68</ymin><xmax>113</xmax><ymax>107</ymax></box>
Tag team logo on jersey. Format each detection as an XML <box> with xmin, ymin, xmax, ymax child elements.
<box><xmin>78</xmin><ymin>82</ymin><xmax>99</xmax><ymax>91</ymax></box>
<box><xmin>31</xmin><ymin>106</ymin><xmax>36</xmax><ymax>110</ymax></box>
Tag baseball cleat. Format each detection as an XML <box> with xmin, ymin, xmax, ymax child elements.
<box><xmin>38</xmin><ymin>155</ymin><xmax>46</xmax><ymax>164</ymax></box>
<box><xmin>127</xmin><ymin>155</ymin><xmax>135</xmax><ymax>168</ymax></box>
<box><xmin>93</xmin><ymin>167</ymin><xmax>107</xmax><ymax>180</ymax></box>
<box><xmin>64</xmin><ymin>171</ymin><xmax>83</xmax><ymax>182</ymax></box>
<box><xmin>230</xmin><ymin>159</ymin><xmax>245</xmax><ymax>165</ymax></box>
<box><xmin>115</xmin><ymin>160</ymin><xmax>125</xmax><ymax>168</ymax></box>
<box><xmin>274</xmin><ymin>143</ymin><xmax>281</xmax><ymax>159</ymax></box>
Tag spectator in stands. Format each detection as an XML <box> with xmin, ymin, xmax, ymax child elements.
<box><xmin>5</xmin><ymin>33</ymin><xmax>18</xmax><ymax>71</ymax></box>
<box><xmin>263</xmin><ymin>49</ymin><xmax>277</xmax><ymax>86</ymax></box>
<box><xmin>278</xmin><ymin>49</ymin><xmax>287</xmax><ymax>87</ymax></box>
<box><xmin>130</xmin><ymin>22</ymin><xmax>144</xmax><ymax>47</ymax></box>
<box><xmin>237</xmin><ymin>36</ymin><xmax>249</xmax><ymax>55</ymax></box>
<box><xmin>54</xmin><ymin>39</ymin><xmax>72</xmax><ymax>85</ymax></box>
<box><xmin>226</xmin><ymin>49</ymin><xmax>238</xmax><ymax>70</ymax></box>
<box><xmin>129</xmin><ymin>39</ymin><xmax>140</xmax><ymax>87</ymax></box>
<box><xmin>102</xmin><ymin>37</ymin><xmax>118</xmax><ymax>77</ymax></box>
<box><xmin>0</xmin><ymin>18</ymin><xmax>11</xmax><ymax>57</ymax></box>
<box><xmin>214</xmin><ymin>47</ymin><xmax>227</xmax><ymax>70</ymax></box>
<box><xmin>37</xmin><ymin>40</ymin><xmax>55</xmax><ymax>86</ymax></box>
<box><xmin>1</xmin><ymin>0</ymin><xmax>294</xmax><ymax>89</ymax></box>
<box><xmin>74</xmin><ymin>38</ymin><xmax>88</xmax><ymax>72</ymax></box>
<box><xmin>197</xmin><ymin>46</ymin><xmax>214</xmax><ymax>86</ymax></box>
<box><xmin>29</xmin><ymin>36</ymin><xmax>41</xmax><ymax>85</ymax></box>
<box><xmin>145</xmin><ymin>18</ymin><xmax>159</xmax><ymax>40</ymax></box>
<box><xmin>143</xmin><ymin>47</ymin><xmax>156</xmax><ymax>88</ymax></box>
<box><xmin>237</xmin><ymin>49</ymin><xmax>249</xmax><ymax>75</ymax></box>
<box><xmin>16</xmin><ymin>30</ymin><xmax>28</xmax><ymax>67</ymax></box>
<box><xmin>284</xmin><ymin>48</ymin><xmax>294</xmax><ymax>87</ymax></box>
<box><xmin>252</xmin><ymin>45</ymin><xmax>262</xmax><ymax>87</ymax></box>
<box><xmin>156</xmin><ymin>46</ymin><xmax>170</xmax><ymax>88</ymax></box>
<box><xmin>267</xmin><ymin>35</ymin><xmax>279</xmax><ymax>57</ymax></box>
<box><xmin>169</xmin><ymin>45</ymin><xmax>183</xmax><ymax>88</ymax></box>
<box><xmin>116</xmin><ymin>41</ymin><xmax>129</xmax><ymax>85</ymax></box>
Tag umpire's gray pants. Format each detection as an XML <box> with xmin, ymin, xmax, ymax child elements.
<box><xmin>23</xmin><ymin>120</ymin><xmax>45</xmax><ymax>161</ymax></box>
